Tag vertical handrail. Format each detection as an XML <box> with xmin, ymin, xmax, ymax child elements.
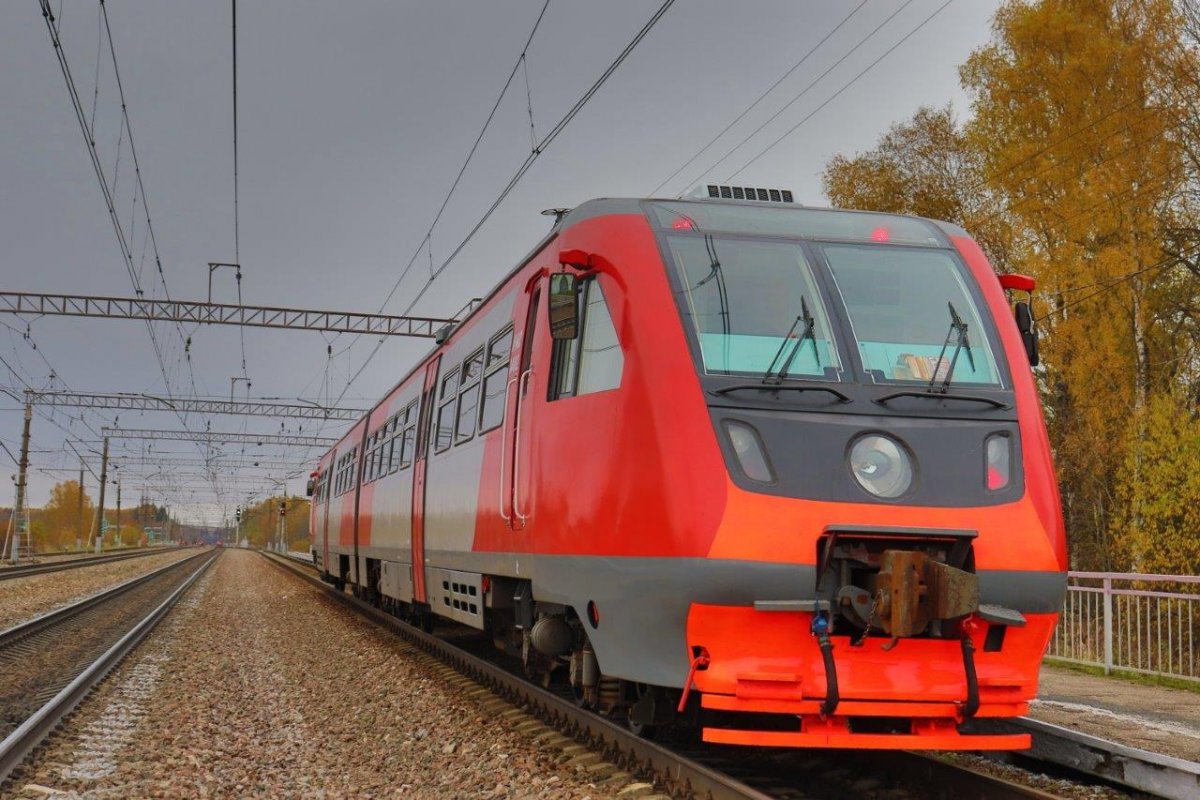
<box><xmin>497</xmin><ymin>374</ymin><xmax>519</xmax><ymax>523</ymax></box>
<box><xmin>514</xmin><ymin>369</ymin><xmax>533</xmax><ymax>524</ymax></box>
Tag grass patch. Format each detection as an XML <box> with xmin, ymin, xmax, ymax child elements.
<box><xmin>1043</xmin><ymin>657</ymin><xmax>1200</xmax><ymax>694</ymax></box>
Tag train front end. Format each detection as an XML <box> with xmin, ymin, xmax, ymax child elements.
<box><xmin>655</xmin><ymin>194</ymin><xmax>1065</xmax><ymax>749</ymax></box>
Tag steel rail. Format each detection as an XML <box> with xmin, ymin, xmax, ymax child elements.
<box><xmin>266</xmin><ymin>552</ymin><xmax>1077</xmax><ymax>799</ymax></box>
<box><xmin>0</xmin><ymin>547</ymin><xmax>169</xmax><ymax>582</ymax></box>
<box><xmin>0</xmin><ymin>549</ymin><xmax>210</xmax><ymax>650</ymax></box>
<box><xmin>0</xmin><ymin>548</ymin><xmax>218</xmax><ymax>783</ymax></box>
<box><xmin>262</xmin><ymin>552</ymin><xmax>772</xmax><ymax>800</ymax></box>
<box><xmin>989</xmin><ymin>716</ymin><xmax>1200</xmax><ymax>800</ymax></box>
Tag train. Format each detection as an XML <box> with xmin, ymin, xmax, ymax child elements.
<box><xmin>307</xmin><ymin>186</ymin><xmax>1066</xmax><ymax>749</ymax></box>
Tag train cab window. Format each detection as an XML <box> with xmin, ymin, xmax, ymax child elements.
<box><xmin>436</xmin><ymin>367</ymin><xmax>458</xmax><ymax>453</ymax></box>
<box><xmin>551</xmin><ymin>280</ymin><xmax>623</xmax><ymax>399</ymax></box>
<box><xmin>669</xmin><ymin>236</ymin><xmax>841</xmax><ymax>379</ymax></box>
<box><xmin>480</xmin><ymin>326</ymin><xmax>514</xmax><ymax>432</ymax></box>
<box><xmin>456</xmin><ymin>348</ymin><xmax>484</xmax><ymax>443</ymax></box>
<box><xmin>820</xmin><ymin>244</ymin><xmax>1003</xmax><ymax>386</ymax></box>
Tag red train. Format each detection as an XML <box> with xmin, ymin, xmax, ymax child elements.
<box><xmin>308</xmin><ymin>187</ymin><xmax>1066</xmax><ymax>749</ymax></box>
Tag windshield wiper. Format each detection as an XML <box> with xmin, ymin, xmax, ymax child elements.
<box><xmin>929</xmin><ymin>301</ymin><xmax>975</xmax><ymax>394</ymax></box>
<box><xmin>873</xmin><ymin>391</ymin><xmax>1008</xmax><ymax>410</ymax></box>
<box><xmin>710</xmin><ymin>384</ymin><xmax>851</xmax><ymax>402</ymax></box>
<box><xmin>763</xmin><ymin>296</ymin><xmax>820</xmax><ymax>383</ymax></box>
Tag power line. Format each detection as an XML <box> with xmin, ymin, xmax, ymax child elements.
<box><xmin>365</xmin><ymin>0</ymin><xmax>554</xmax><ymax>329</ymax></box>
<box><xmin>39</xmin><ymin>0</ymin><xmax>214</xmax><ymax>492</ymax></box>
<box><xmin>230</xmin><ymin>0</ymin><xmax>248</xmax><ymax>378</ymax></box>
<box><xmin>287</xmin><ymin>0</ymin><xmax>554</xmax><ymax>458</ymax></box>
<box><xmin>648</xmin><ymin>0</ymin><xmax>869</xmax><ymax>197</ymax></box>
<box><xmin>725</xmin><ymin>0</ymin><xmax>955</xmax><ymax>182</ymax></box>
<box><xmin>333</xmin><ymin>0</ymin><xmax>677</xmax><ymax>407</ymax></box>
<box><xmin>673</xmin><ymin>0</ymin><xmax>918</xmax><ymax>194</ymax></box>
<box><xmin>1041</xmin><ymin>244</ymin><xmax>1200</xmax><ymax>322</ymax></box>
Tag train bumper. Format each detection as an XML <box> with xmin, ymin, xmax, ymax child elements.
<box><xmin>684</xmin><ymin>603</ymin><xmax>1055</xmax><ymax>750</ymax></box>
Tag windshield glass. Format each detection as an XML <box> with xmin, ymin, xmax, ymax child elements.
<box><xmin>667</xmin><ymin>235</ymin><xmax>842</xmax><ymax>379</ymax></box>
<box><xmin>820</xmin><ymin>244</ymin><xmax>1002</xmax><ymax>386</ymax></box>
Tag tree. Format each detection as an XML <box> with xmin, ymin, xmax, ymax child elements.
<box><xmin>37</xmin><ymin>480</ymin><xmax>94</xmax><ymax>551</ymax></box>
<box><xmin>822</xmin><ymin>0</ymin><xmax>1200</xmax><ymax>571</ymax></box>
<box><xmin>1111</xmin><ymin>391</ymin><xmax>1200</xmax><ymax>572</ymax></box>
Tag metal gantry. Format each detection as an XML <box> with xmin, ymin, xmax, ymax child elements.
<box><xmin>24</xmin><ymin>390</ymin><xmax>364</xmax><ymax>421</ymax></box>
<box><xmin>0</xmin><ymin>291</ymin><xmax>455</xmax><ymax>338</ymax></box>
<box><xmin>84</xmin><ymin>457</ymin><xmax>312</xmax><ymax>470</ymax></box>
<box><xmin>100</xmin><ymin>427</ymin><xmax>336</xmax><ymax>448</ymax></box>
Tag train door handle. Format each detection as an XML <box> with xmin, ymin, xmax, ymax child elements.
<box><xmin>498</xmin><ymin>373</ymin><xmax>519</xmax><ymax>523</ymax></box>
<box><xmin>514</xmin><ymin>368</ymin><xmax>533</xmax><ymax>524</ymax></box>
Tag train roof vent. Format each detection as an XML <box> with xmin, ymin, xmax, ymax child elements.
<box><xmin>688</xmin><ymin>184</ymin><xmax>794</xmax><ymax>203</ymax></box>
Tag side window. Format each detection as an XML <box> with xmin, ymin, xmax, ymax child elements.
<box><xmin>480</xmin><ymin>326</ymin><xmax>513</xmax><ymax>432</ymax></box>
<box><xmin>456</xmin><ymin>349</ymin><xmax>484</xmax><ymax>443</ymax></box>
<box><xmin>550</xmin><ymin>280</ymin><xmax>623</xmax><ymax>399</ymax></box>
<box><xmin>436</xmin><ymin>367</ymin><xmax>458</xmax><ymax>453</ymax></box>
<box><xmin>576</xmin><ymin>282</ymin><xmax>623</xmax><ymax>395</ymax></box>
<box><xmin>400</xmin><ymin>400</ymin><xmax>418</xmax><ymax>468</ymax></box>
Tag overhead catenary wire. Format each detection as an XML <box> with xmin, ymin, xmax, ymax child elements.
<box><xmin>332</xmin><ymin>0</ymin><xmax>678</xmax><ymax>410</ymax></box>
<box><xmin>648</xmin><ymin>0</ymin><xmax>870</xmax><ymax>197</ymax></box>
<box><xmin>725</xmin><ymin>0</ymin><xmax>956</xmax><ymax>183</ymax></box>
<box><xmin>231</xmin><ymin>0</ymin><xmax>248</xmax><ymax>378</ymax></box>
<box><xmin>40</xmin><ymin>1</ymin><xmax>228</xmax><ymax>507</ymax></box>
<box><xmin>674</xmin><ymin>0</ymin><xmax>919</xmax><ymax>195</ymax></box>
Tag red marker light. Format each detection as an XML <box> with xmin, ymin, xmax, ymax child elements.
<box><xmin>672</xmin><ymin>216</ymin><xmax>696</xmax><ymax>230</ymax></box>
<box><xmin>987</xmin><ymin>466</ymin><xmax>1005</xmax><ymax>491</ymax></box>
<box><xmin>870</xmin><ymin>226</ymin><xmax>890</xmax><ymax>242</ymax></box>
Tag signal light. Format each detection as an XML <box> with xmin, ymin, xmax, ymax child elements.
<box><xmin>671</xmin><ymin>216</ymin><xmax>696</xmax><ymax>230</ymax></box>
<box><xmin>870</xmin><ymin>226</ymin><xmax>890</xmax><ymax>242</ymax></box>
<box><xmin>985</xmin><ymin>434</ymin><xmax>1011</xmax><ymax>491</ymax></box>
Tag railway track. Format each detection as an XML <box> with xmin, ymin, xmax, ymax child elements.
<box><xmin>0</xmin><ymin>547</ymin><xmax>219</xmax><ymax>783</ymax></box>
<box><xmin>266</xmin><ymin>551</ymin><xmax>1089</xmax><ymax>799</ymax></box>
<box><xmin>0</xmin><ymin>547</ymin><xmax>176</xmax><ymax>582</ymax></box>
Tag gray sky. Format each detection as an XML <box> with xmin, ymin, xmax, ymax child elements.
<box><xmin>0</xmin><ymin>0</ymin><xmax>1000</xmax><ymax>524</ymax></box>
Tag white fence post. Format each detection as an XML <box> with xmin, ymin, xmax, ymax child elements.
<box><xmin>1103</xmin><ymin>576</ymin><xmax>1113</xmax><ymax>675</ymax></box>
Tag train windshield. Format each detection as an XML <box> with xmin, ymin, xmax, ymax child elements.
<box><xmin>820</xmin><ymin>244</ymin><xmax>1001</xmax><ymax>387</ymax></box>
<box><xmin>667</xmin><ymin>235</ymin><xmax>843</xmax><ymax>379</ymax></box>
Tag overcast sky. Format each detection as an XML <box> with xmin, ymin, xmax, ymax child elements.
<box><xmin>0</xmin><ymin>0</ymin><xmax>1001</xmax><ymax>524</ymax></box>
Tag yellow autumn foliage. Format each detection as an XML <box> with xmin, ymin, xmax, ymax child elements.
<box><xmin>824</xmin><ymin>0</ymin><xmax>1200</xmax><ymax>572</ymax></box>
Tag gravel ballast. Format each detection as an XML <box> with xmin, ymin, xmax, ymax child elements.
<box><xmin>4</xmin><ymin>549</ymin><xmax>648</xmax><ymax>798</ymax></box>
<box><xmin>0</xmin><ymin>549</ymin><xmax>200</xmax><ymax>632</ymax></box>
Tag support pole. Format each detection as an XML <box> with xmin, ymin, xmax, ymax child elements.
<box><xmin>76</xmin><ymin>463</ymin><xmax>84</xmax><ymax>550</ymax></box>
<box><xmin>114</xmin><ymin>480</ymin><xmax>121</xmax><ymax>548</ymax></box>
<box><xmin>11</xmin><ymin>402</ymin><xmax>32</xmax><ymax>561</ymax></box>
<box><xmin>92</xmin><ymin>437</ymin><xmax>108</xmax><ymax>553</ymax></box>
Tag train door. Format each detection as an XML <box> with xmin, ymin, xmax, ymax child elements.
<box><xmin>503</xmin><ymin>285</ymin><xmax>541</xmax><ymax>531</ymax></box>
<box><xmin>410</xmin><ymin>357</ymin><xmax>441</xmax><ymax>604</ymax></box>
<box><xmin>322</xmin><ymin>452</ymin><xmax>335</xmax><ymax>575</ymax></box>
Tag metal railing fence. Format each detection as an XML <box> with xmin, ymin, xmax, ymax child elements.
<box><xmin>1047</xmin><ymin>572</ymin><xmax>1200</xmax><ymax>680</ymax></box>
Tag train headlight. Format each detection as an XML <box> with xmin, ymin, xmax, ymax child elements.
<box><xmin>849</xmin><ymin>434</ymin><xmax>914</xmax><ymax>499</ymax></box>
<box><xmin>985</xmin><ymin>434</ymin><xmax>1011</xmax><ymax>491</ymax></box>
<box><xmin>725</xmin><ymin>421</ymin><xmax>775</xmax><ymax>484</ymax></box>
